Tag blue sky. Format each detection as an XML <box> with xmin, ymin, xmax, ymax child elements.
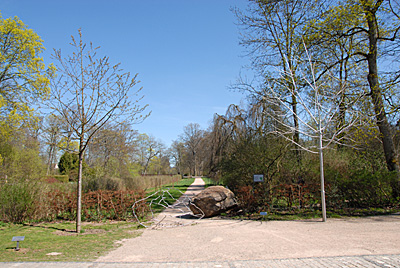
<box><xmin>3</xmin><ymin>0</ymin><xmax>250</xmax><ymax>146</ymax></box>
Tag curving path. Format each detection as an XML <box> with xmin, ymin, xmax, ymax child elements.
<box><xmin>149</xmin><ymin>177</ymin><xmax>206</xmax><ymax>229</ymax></box>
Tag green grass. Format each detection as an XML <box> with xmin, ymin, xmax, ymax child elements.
<box><xmin>0</xmin><ymin>221</ymin><xmax>142</xmax><ymax>262</ymax></box>
<box><xmin>227</xmin><ymin>207</ymin><xmax>400</xmax><ymax>221</ymax></box>
<box><xmin>202</xmin><ymin>177</ymin><xmax>222</xmax><ymax>188</ymax></box>
<box><xmin>0</xmin><ymin>177</ymin><xmax>196</xmax><ymax>262</ymax></box>
<box><xmin>327</xmin><ymin>207</ymin><xmax>400</xmax><ymax>217</ymax></box>
<box><xmin>226</xmin><ymin>209</ymin><xmax>322</xmax><ymax>221</ymax></box>
<box><xmin>146</xmin><ymin>177</ymin><xmax>195</xmax><ymax>213</ymax></box>
<box><xmin>261</xmin><ymin>210</ymin><xmax>324</xmax><ymax>221</ymax></box>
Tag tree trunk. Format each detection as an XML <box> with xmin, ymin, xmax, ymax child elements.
<box><xmin>337</xmin><ymin>57</ymin><xmax>347</xmax><ymax>149</ymax></box>
<box><xmin>193</xmin><ymin>151</ymin><xmax>197</xmax><ymax>176</ymax></box>
<box><xmin>286</xmin><ymin>69</ymin><xmax>301</xmax><ymax>165</ymax></box>
<box><xmin>46</xmin><ymin>145</ymin><xmax>54</xmax><ymax>175</ymax></box>
<box><xmin>365</xmin><ymin>3</ymin><xmax>400</xmax><ymax>197</ymax></box>
<box><xmin>76</xmin><ymin>146</ymin><xmax>84</xmax><ymax>233</ymax></box>
<box><xmin>319</xmin><ymin>129</ymin><xmax>327</xmax><ymax>222</ymax></box>
<box><xmin>292</xmin><ymin>93</ymin><xmax>301</xmax><ymax>163</ymax></box>
<box><xmin>337</xmin><ymin>94</ymin><xmax>346</xmax><ymax>149</ymax></box>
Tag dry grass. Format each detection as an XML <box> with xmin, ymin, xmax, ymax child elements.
<box><xmin>130</xmin><ymin>175</ymin><xmax>182</xmax><ymax>191</ymax></box>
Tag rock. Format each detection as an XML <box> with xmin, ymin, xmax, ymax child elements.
<box><xmin>46</xmin><ymin>252</ymin><xmax>62</xmax><ymax>256</ymax></box>
<box><xmin>189</xmin><ymin>186</ymin><xmax>237</xmax><ymax>218</ymax></box>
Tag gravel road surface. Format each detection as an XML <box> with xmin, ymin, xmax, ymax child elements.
<box><xmin>3</xmin><ymin>178</ymin><xmax>398</xmax><ymax>267</ymax></box>
<box><xmin>96</xmin><ymin>178</ymin><xmax>400</xmax><ymax>263</ymax></box>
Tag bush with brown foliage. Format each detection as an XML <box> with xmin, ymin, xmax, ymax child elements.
<box><xmin>234</xmin><ymin>183</ymin><xmax>322</xmax><ymax>213</ymax></box>
<box><xmin>47</xmin><ymin>189</ymin><xmax>148</xmax><ymax>221</ymax></box>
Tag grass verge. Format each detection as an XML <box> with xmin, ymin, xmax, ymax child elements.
<box><xmin>202</xmin><ymin>177</ymin><xmax>222</xmax><ymax>188</ymax></box>
<box><xmin>0</xmin><ymin>220</ymin><xmax>141</xmax><ymax>262</ymax></box>
<box><xmin>146</xmin><ymin>177</ymin><xmax>195</xmax><ymax>213</ymax></box>
<box><xmin>0</xmin><ymin>177</ymin><xmax>196</xmax><ymax>262</ymax></box>
<box><xmin>225</xmin><ymin>207</ymin><xmax>400</xmax><ymax>221</ymax></box>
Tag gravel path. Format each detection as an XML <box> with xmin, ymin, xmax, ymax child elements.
<box><xmin>96</xmin><ymin>178</ymin><xmax>400</xmax><ymax>264</ymax></box>
<box><xmin>3</xmin><ymin>178</ymin><xmax>400</xmax><ymax>267</ymax></box>
<box><xmin>147</xmin><ymin>177</ymin><xmax>206</xmax><ymax>229</ymax></box>
<box><xmin>3</xmin><ymin>255</ymin><xmax>400</xmax><ymax>267</ymax></box>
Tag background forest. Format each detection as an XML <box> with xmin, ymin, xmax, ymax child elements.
<box><xmin>1</xmin><ymin>0</ymin><xmax>400</xmax><ymax>224</ymax></box>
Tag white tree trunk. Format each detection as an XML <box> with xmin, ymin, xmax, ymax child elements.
<box><xmin>319</xmin><ymin>131</ymin><xmax>327</xmax><ymax>222</ymax></box>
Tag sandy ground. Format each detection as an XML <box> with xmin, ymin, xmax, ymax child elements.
<box><xmin>97</xmin><ymin>178</ymin><xmax>400</xmax><ymax>263</ymax></box>
<box><xmin>145</xmin><ymin>177</ymin><xmax>206</xmax><ymax>229</ymax></box>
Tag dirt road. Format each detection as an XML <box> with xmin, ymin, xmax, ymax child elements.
<box><xmin>97</xmin><ymin>178</ymin><xmax>400</xmax><ymax>263</ymax></box>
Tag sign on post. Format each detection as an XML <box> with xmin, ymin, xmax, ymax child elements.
<box><xmin>12</xmin><ymin>236</ymin><xmax>25</xmax><ymax>251</ymax></box>
<box><xmin>253</xmin><ymin>174</ymin><xmax>264</xmax><ymax>182</ymax></box>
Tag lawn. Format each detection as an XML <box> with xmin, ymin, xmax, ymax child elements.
<box><xmin>201</xmin><ymin>177</ymin><xmax>222</xmax><ymax>188</ymax></box>
<box><xmin>0</xmin><ymin>177</ymin><xmax>196</xmax><ymax>262</ymax></box>
<box><xmin>0</xmin><ymin>221</ymin><xmax>141</xmax><ymax>262</ymax></box>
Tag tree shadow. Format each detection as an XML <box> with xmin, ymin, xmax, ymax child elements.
<box><xmin>22</xmin><ymin>223</ymin><xmax>76</xmax><ymax>233</ymax></box>
<box><xmin>175</xmin><ymin>213</ymin><xmax>199</xmax><ymax>219</ymax></box>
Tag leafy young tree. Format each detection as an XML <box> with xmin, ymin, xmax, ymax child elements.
<box><xmin>0</xmin><ymin>124</ymin><xmax>45</xmax><ymax>181</ymax></box>
<box><xmin>48</xmin><ymin>29</ymin><xmax>149</xmax><ymax>233</ymax></box>
<box><xmin>147</xmin><ymin>154</ymin><xmax>171</xmax><ymax>175</ymax></box>
<box><xmin>135</xmin><ymin>133</ymin><xmax>163</xmax><ymax>175</ymax></box>
<box><xmin>0</xmin><ymin>13</ymin><xmax>54</xmax><ymax>138</ymax></box>
<box><xmin>58</xmin><ymin>151</ymin><xmax>78</xmax><ymax>176</ymax></box>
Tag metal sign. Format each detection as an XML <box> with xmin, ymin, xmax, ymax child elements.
<box><xmin>12</xmin><ymin>236</ymin><xmax>25</xmax><ymax>251</ymax></box>
<box><xmin>253</xmin><ymin>174</ymin><xmax>264</xmax><ymax>182</ymax></box>
<box><xmin>12</xmin><ymin>236</ymin><xmax>25</xmax><ymax>242</ymax></box>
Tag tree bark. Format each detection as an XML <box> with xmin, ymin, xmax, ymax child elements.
<box><xmin>364</xmin><ymin>2</ymin><xmax>400</xmax><ymax>196</ymax></box>
<box><xmin>291</xmin><ymin>93</ymin><xmax>301</xmax><ymax>164</ymax></box>
<box><xmin>76</xmin><ymin>140</ymin><xmax>84</xmax><ymax>234</ymax></box>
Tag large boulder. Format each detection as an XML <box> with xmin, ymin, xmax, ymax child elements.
<box><xmin>189</xmin><ymin>186</ymin><xmax>237</xmax><ymax>218</ymax></box>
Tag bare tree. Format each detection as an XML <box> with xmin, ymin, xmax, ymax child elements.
<box><xmin>48</xmin><ymin>29</ymin><xmax>149</xmax><ymax>233</ymax></box>
<box><xmin>233</xmin><ymin>0</ymin><xmax>326</xmax><ymax>162</ymax></box>
<box><xmin>86</xmin><ymin>122</ymin><xmax>138</xmax><ymax>177</ymax></box>
<box><xmin>181</xmin><ymin>123</ymin><xmax>204</xmax><ymax>176</ymax></box>
<box><xmin>42</xmin><ymin>114</ymin><xmax>61</xmax><ymax>175</ymax></box>
<box><xmin>263</xmin><ymin>47</ymin><xmax>364</xmax><ymax>222</ymax></box>
<box><xmin>169</xmin><ymin>140</ymin><xmax>188</xmax><ymax>175</ymax></box>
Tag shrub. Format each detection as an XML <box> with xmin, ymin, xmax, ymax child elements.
<box><xmin>330</xmin><ymin>169</ymin><xmax>397</xmax><ymax>208</ymax></box>
<box><xmin>44</xmin><ymin>175</ymin><xmax>69</xmax><ymax>183</ymax></box>
<box><xmin>58</xmin><ymin>151</ymin><xmax>79</xmax><ymax>175</ymax></box>
<box><xmin>47</xmin><ymin>189</ymin><xmax>148</xmax><ymax>221</ymax></box>
<box><xmin>235</xmin><ymin>185</ymin><xmax>258</xmax><ymax>213</ymax></box>
<box><xmin>0</xmin><ymin>142</ymin><xmax>45</xmax><ymax>181</ymax></box>
<box><xmin>0</xmin><ymin>181</ymin><xmax>46</xmax><ymax>223</ymax></box>
<box><xmin>233</xmin><ymin>182</ymin><xmax>322</xmax><ymax>214</ymax></box>
<box><xmin>83</xmin><ymin>177</ymin><xmax>125</xmax><ymax>192</ymax></box>
<box><xmin>58</xmin><ymin>152</ymin><xmax>87</xmax><ymax>181</ymax></box>
<box><xmin>0</xmin><ymin>178</ymin><xmax>148</xmax><ymax>223</ymax></box>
